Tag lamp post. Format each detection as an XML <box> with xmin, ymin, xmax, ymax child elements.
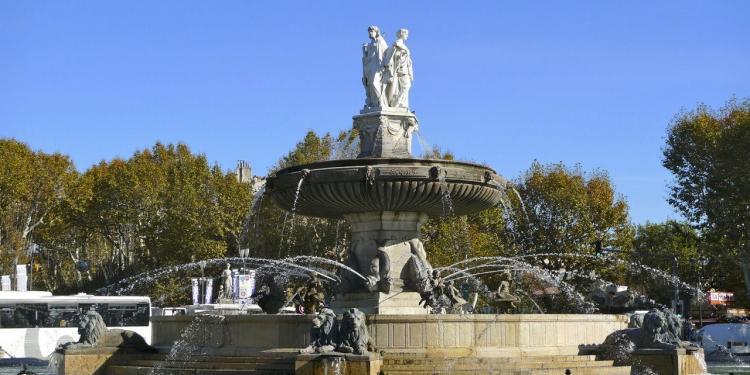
<box><xmin>239</xmin><ymin>248</ymin><xmax>249</xmax><ymax>273</ymax></box>
<box><xmin>671</xmin><ymin>255</ymin><xmax>679</xmax><ymax>313</ymax></box>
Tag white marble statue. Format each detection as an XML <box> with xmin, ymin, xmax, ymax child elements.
<box><xmin>362</xmin><ymin>26</ymin><xmax>388</xmax><ymax>110</ymax></box>
<box><xmin>384</xmin><ymin>28</ymin><xmax>413</xmax><ymax>109</ymax></box>
<box><xmin>219</xmin><ymin>263</ymin><xmax>233</xmax><ymax>301</ymax></box>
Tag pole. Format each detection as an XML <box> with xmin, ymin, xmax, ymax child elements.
<box><xmin>672</xmin><ymin>256</ymin><xmax>679</xmax><ymax>314</ymax></box>
<box><xmin>698</xmin><ymin>277</ymin><xmax>703</xmax><ymax>327</ymax></box>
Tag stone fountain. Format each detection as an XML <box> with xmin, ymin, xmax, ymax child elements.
<box><xmin>95</xmin><ymin>26</ymin><xmax>644</xmax><ymax>375</ymax></box>
<box><xmin>266</xmin><ymin>26</ymin><xmax>505</xmax><ymax>315</ymax></box>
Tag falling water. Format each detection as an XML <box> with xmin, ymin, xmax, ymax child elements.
<box><xmin>280</xmin><ymin>175</ymin><xmax>306</xmax><ymax>256</ymax></box>
<box><xmin>148</xmin><ymin>315</ymin><xmax>227</xmax><ymax>375</ymax></box>
<box><xmin>515</xmin><ymin>252</ymin><xmax>704</xmax><ymax>296</ymax></box>
<box><xmin>436</xmin><ymin>171</ymin><xmax>474</xmax><ymax>260</ymax></box>
<box><xmin>414</xmin><ymin>130</ymin><xmax>434</xmax><ymax>158</ymax></box>
<box><xmin>99</xmin><ymin>254</ymin><xmax>375</xmax><ymax>296</ymax></box>
<box><xmin>287</xmin><ymin>255</ymin><xmax>367</xmax><ymax>281</ymax></box>
<box><xmin>437</xmin><ymin>256</ymin><xmax>595</xmax><ymax>313</ymax></box>
<box><xmin>101</xmin><ymin>256</ymin><xmax>341</xmax><ymax>295</ymax></box>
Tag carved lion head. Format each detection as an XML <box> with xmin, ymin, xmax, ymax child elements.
<box><xmin>77</xmin><ymin>310</ymin><xmax>107</xmax><ymax>346</ymax></box>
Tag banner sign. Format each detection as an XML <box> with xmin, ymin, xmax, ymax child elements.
<box><xmin>1</xmin><ymin>275</ymin><xmax>10</xmax><ymax>291</ymax></box>
<box><xmin>237</xmin><ymin>271</ymin><xmax>256</xmax><ymax>300</ymax></box>
<box><xmin>16</xmin><ymin>275</ymin><xmax>27</xmax><ymax>292</ymax></box>
<box><xmin>709</xmin><ymin>291</ymin><xmax>735</xmax><ymax>305</ymax></box>
<box><xmin>191</xmin><ymin>278</ymin><xmax>200</xmax><ymax>305</ymax></box>
<box><xmin>204</xmin><ymin>279</ymin><xmax>213</xmax><ymax>304</ymax></box>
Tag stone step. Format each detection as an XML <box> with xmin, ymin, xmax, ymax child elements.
<box><xmin>382</xmin><ymin>367</ymin><xmax>631</xmax><ymax>375</ymax></box>
<box><xmin>383</xmin><ymin>354</ymin><xmax>599</xmax><ymax>365</ymax></box>
<box><xmin>123</xmin><ymin>359</ymin><xmax>294</xmax><ymax>370</ymax></box>
<box><xmin>107</xmin><ymin>365</ymin><xmax>295</xmax><ymax>375</ymax></box>
<box><xmin>132</xmin><ymin>353</ymin><xmax>298</xmax><ymax>362</ymax></box>
<box><xmin>382</xmin><ymin>360</ymin><xmax>617</xmax><ymax>371</ymax></box>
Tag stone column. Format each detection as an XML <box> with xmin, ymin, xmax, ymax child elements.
<box><xmin>331</xmin><ymin>211</ymin><xmax>429</xmax><ymax>315</ymax></box>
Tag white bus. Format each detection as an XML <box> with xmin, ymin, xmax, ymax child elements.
<box><xmin>0</xmin><ymin>291</ymin><xmax>151</xmax><ymax>360</ymax></box>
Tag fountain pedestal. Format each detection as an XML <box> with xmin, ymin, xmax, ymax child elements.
<box><xmin>330</xmin><ymin>291</ymin><xmax>425</xmax><ymax>315</ymax></box>
<box><xmin>331</xmin><ymin>211</ymin><xmax>430</xmax><ymax>314</ymax></box>
<box><xmin>354</xmin><ymin>109</ymin><xmax>418</xmax><ymax>158</ymax></box>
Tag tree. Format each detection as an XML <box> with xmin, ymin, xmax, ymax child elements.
<box><xmin>0</xmin><ymin>139</ymin><xmax>76</xmax><ymax>276</ymax></box>
<box><xmin>251</xmin><ymin>130</ymin><xmax>352</xmax><ymax>261</ymax></box>
<box><xmin>631</xmin><ymin>221</ymin><xmax>701</xmax><ymax>305</ymax></box>
<box><xmin>23</xmin><ymin>142</ymin><xmax>254</xmax><ymax>303</ymax></box>
<box><xmin>501</xmin><ymin>162</ymin><xmax>634</xmax><ymax>285</ymax></box>
<box><xmin>663</xmin><ymin>98</ymin><xmax>750</xmax><ymax>298</ymax></box>
<box><xmin>508</xmin><ymin>162</ymin><xmax>632</xmax><ymax>251</ymax></box>
<box><xmin>422</xmin><ymin>160</ymin><xmax>634</xmax><ymax>310</ymax></box>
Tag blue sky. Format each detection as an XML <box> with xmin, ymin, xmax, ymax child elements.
<box><xmin>1</xmin><ymin>1</ymin><xmax>748</xmax><ymax>224</ymax></box>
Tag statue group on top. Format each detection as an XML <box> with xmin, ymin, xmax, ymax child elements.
<box><xmin>362</xmin><ymin>26</ymin><xmax>413</xmax><ymax>111</ymax></box>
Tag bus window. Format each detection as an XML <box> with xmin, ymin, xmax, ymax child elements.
<box><xmin>99</xmin><ymin>303</ymin><xmax>150</xmax><ymax>327</ymax></box>
<box><xmin>47</xmin><ymin>305</ymin><xmax>79</xmax><ymax>328</ymax></box>
<box><xmin>0</xmin><ymin>306</ymin><xmax>15</xmax><ymax>328</ymax></box>
<box><xmin>12</xmin><ymin>304</ymin><xmax>48</xmax><ymax>328</ymax></box>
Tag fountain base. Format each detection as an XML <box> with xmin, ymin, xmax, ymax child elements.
<box><xmin>631</xmin><ymin>348</ymin><xmax>707</xmax><ymax>375</ymax></box>
<box><xmin>99</xmin><ymin>314</ymin><xmax>633</xmax><ymax>374</ymax></box>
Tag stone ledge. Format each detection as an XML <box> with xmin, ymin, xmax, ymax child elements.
<box><xmin>296</xmin><ymin>352</ymin><xmax>382</xmax><ymax>375</ymax></box>
<box><xmin>367</xmin><ymin>313</ymin><xmax>628</xmax><ymax>323</ymax></box>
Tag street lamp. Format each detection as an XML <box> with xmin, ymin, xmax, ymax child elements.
<box><xmin>239</xmin><ymin>248</ymin><xmax>250</xmax><ymax>272</ymax></box>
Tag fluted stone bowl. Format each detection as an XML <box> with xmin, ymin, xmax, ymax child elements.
<box><xmin>266</xmin><ymin>158</ymin><xmax>506</xmax><ymax>219</ymax></box>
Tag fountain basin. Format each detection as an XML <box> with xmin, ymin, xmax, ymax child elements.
<box><xmin>150</xmin><ymin>314</ymin><xmax>628</xmax><ymax>357</ymax></box>
<box><xmin>266</xmin><ymin>158</ymin><xmax>507</xmax><ymax>219</ymax></box>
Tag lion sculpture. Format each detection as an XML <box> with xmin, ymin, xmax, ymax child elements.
<box><xmin>60</xmin><ymin>310</ymin><xmax>155</xmax><ymax>352</ymax></box>
<box><xmin>598</xmin><ymin>308</ymin><xmax>697</xmax><ymax>366</ymax></box>
<box><xmin>337</xmin><ymin>308</ymin><xmax>369</xmax><ymax>355</ymax></box>
<box><xmin>299</xmin><ymin>308</ymin><xmax>338</xmax><ymax>354</ymax></box>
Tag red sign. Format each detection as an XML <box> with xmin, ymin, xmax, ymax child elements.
<box><xmin>709</xmin><ymin>292</ymin><xmax>735</xmax><ymax>305</ymax></box>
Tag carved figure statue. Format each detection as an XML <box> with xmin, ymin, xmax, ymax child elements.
<box><xmin>337</xmin><ymin>308</ymin><xmax>369</xmax><ymax>355</ymax></box>
<box><xmin>662</xmin><ymin>307</ymin><xmax>684</xmax><ymax>343</ymax></box>
<box><xmin>362</xmin><ymin>26</ymin><xmax>388</xmax><ymax>110</ymax></box>
<box><xmin>60</xmin><ymin>310</ymin><xmax>155</xmax><ymax>352</ymax></box>
<box><xmin>418</xmin><ymin>270</ymin><xmax>470</xmax><ymax>314</ymax></box>
<box><xmin>405</xmin><ymin>239</ymin><xmax>432</xmax><ymax>292</ymax></box>
<box><xmin>339</xmin><ymin>239</ymin><xmax>391</xmax><ymax>294</ymax></box>
<box><xmin>368</xmin><ymin>240</ymin><xmax>392</xmax><ymax>293</ymax></box>
<box><xmin>218</xmin><ymin>263</ymin><xmax>233</xmax><ymax>302</ymax></box>
<box><xmin>299</xmin><ymin>308</ymin><xmax>338</xmax><ymax>354</ymax></box>
<box><xmin>384</xmin><ymin>28</ymin><xmax>413</xmax><ymax>108</ymax></box>
<box><xmin>445</xmin><ymin>280</ymin><xmax>466</xmax><ymax>307</ymax></box>
<box><xmin>293</xmin><ymin>275</ymin><xmax>327</xmax><ymax>314</ymax></box>
<box><xmin>489</xmin><ymin>270</ymin><xmax>519</xmax><ymax>313</ymax></box>
<box><xmin>588</xmin><ymin>280</ymin><xmax>656</xmax><ymax>313</ymax></box>
<box><xmin>251</xmin><ymin>275</ymin><xmax>287</xmax><ymax>314</ymax></box>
